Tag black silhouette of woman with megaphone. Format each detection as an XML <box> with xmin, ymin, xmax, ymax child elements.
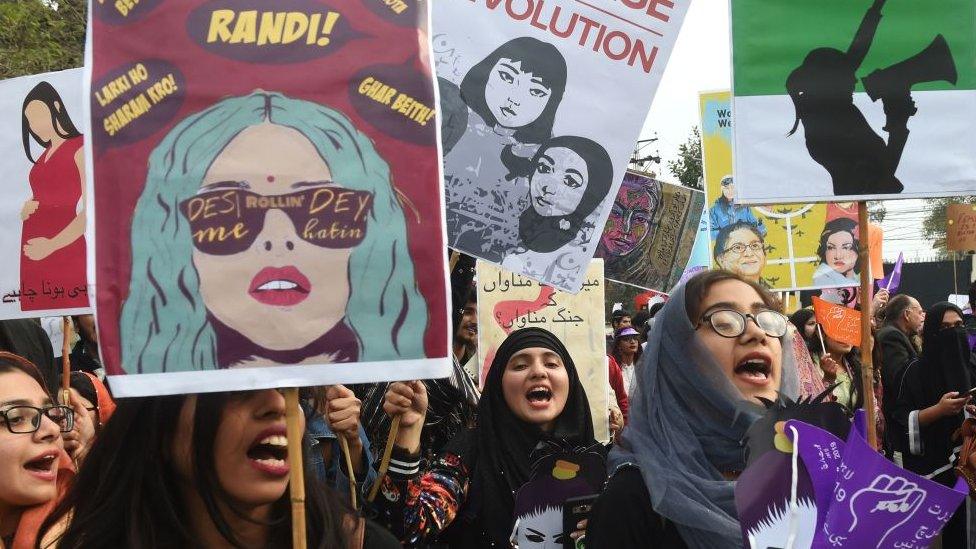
<box><xmin>786</xmin><ymin>0</ymin><xmax>957</xmax><ymax>196</ymax></box>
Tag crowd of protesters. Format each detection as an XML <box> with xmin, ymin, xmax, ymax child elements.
<box><xmin>3</xmin><ymin>270</ymin><xmax>976</xmax><ymax>548</ymax></box>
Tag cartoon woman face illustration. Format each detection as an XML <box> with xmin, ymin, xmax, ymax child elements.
<box><xmin>24</xmin><ymin>101</ymin><xmax>58</xmax><ymax>144</ymax></box>
<box><xmin>600</xmin><ymin>177</ymin><xmax>660</xmax><ymax>257</ymax></box>
<box><xmin>120</xmin><ymin>92</ymin><xmax>427</xmax><ymax>373</ymax></box>
<box><xmin>460</xmin><ymin>36</ymin><xmax>567</xmax><ymax>142</ymax></box>
<box><xmin>189</xmin><ymin>122</ymin><xmax>363</xmax><ymax>352</ymax></box>
<box><xmin>529</xmin><ymin>146</ymin><xmax>589</xmax><ymax>218</ymax></box>
<box><xmin>818</xmin><ymin>219</ymin><xmax>859</xmax><ymax>278</ymax></box>
<box><xmin>715</xmin><ymin>222</ymin><xmax>766</xmax><ymax>282</ymax></box>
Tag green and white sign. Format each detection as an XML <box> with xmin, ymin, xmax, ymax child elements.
<box><xmin>731</xmin><ymin>0</ymin><xmax>976</xmax><ymax>203</ymax></box>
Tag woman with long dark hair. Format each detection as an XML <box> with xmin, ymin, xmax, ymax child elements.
<box><xmin>19</xmin><ymin>81</ymin><xmax>88</xmax><ymax>311</ymax></box>
<box><xmin>443</xmin><ymin>37</ymin><xmax>568</xmax><ymax>261</ymax></box>
<box><xmin>586</xmin><ymin>270</ymin><xmax>798</xmax><ymax>547</ymax></box>
<box><xmin>38</xmin><ymin>389</ymin><xmax>398</xmax><ymax>548</ymax></box>
<box><xmin>372</xmin><ymin>327</ymin><xmax>597</xmax><ymax>548</ymax></box>
<box><xmin>812</xmin><ymin>218</ymin><xmax>859</xmax><ymax>286</ymax></box>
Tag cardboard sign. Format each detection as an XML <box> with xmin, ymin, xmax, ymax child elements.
<box><xmin>595</xmin><ymin>172</ymin><xmax>703</xmax><ymax>292</ymax></box>
<box><xmin>0</xmin><ymin>69</ymin><xmax>91</xmax><ymax>319</ymax></box>
<box><xmin>436</xmin><ymin>0</ymin><xmax>692</xmax><ymax>293</ymax></box>
<box><xmin>731</xmin><ymin>0</ymin><xmax>976</xmax><ymax>203</ymax></box>
<box><xmin>702</xmin><ymin>91</ymin><xmax>880</xmax><ymax>291</ymax></box>
<box><xmin>477</xmin><ymin>260</ymin><xmax>609</xmax><ymax>442</ymax></box>
<box><xmin>947</xmin><ymin>203</ymin><xmax>976</xmax><ymax>252</ymax></box>
<box><xmin>90</xmin><ymin>0</ymin><xmax>449</xmax><ymax>396</ymax></box>
<box><xmin>813</xmin><ymin>296</ymin><xmax>862</xmax><ymax>348</ymax></box>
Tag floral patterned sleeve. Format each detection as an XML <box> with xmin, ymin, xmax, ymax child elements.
<box><xmin>371</xmin><ymin>445</ymin><xmax>470</xmax><ymax>545</ymax></box>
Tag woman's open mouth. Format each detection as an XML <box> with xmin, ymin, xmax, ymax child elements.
<box><xmin>248</xmin><ymin>266</ymin><xmax>310</xmax><ymax>307</ymax></box>
<box><xmin>526</xmin><ymin>385</ymin><xmax>553</xmax><ymax>410</ymax></box>
<box><xmin>733</xmin><ymin>355</ymin><xmax>772</xmax><ymax>387</ymax></box>
<box><xmin>23</xmin><ymin>450</ymin><xmax>58</xmax><ymax>482</ymax></box>
<box><xmin>501</xmin><ymin>106</ymin><xmax>517</xmax><ymax>118</ymax></box>
<box><xmin>246</xmin><ymin>428</ymin><xmax>290</xmax><ymax>477</ymax></box>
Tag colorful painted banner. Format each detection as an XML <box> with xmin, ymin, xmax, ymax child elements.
<box><xmin>813</xmin><ymin>296</ymin><xmax>862</xmax><ymax>348</ymax></box>
<box><xmin>477</xmin><ymin>260</ymin><xmax>609</xmax><ymax>442</ymax></box>
<box><xmin>594</xmin><ymin>172</ymin><xmax>703</xmax><ymax>293</ymax></box>
<box><xmin>701</xmin><ymin>91</ymin><xmax>874</xmax><ymax>292</ymax></box>
<box><xmin>0</xmin><ymin>69</ymin><xmax>91</xmax><ymax>319</ymax></box>
<box><xmin>731</xmin><ymin>0</ymin><xmax>976</xmax><ymax>203</ymax></box>
<box><xmin>436</xmin><ymin>0</ymin><xmax>692</xmax><ymax>293</ymax></box>
<box><xmin>947</xmin><ymin>203</ymin><xmax>976</xmax><ymax>252</ymax></box>
<box><xmin>90</xmin><ymin>0</ymin><xmax>449</xmax><ymax>396</ymax></box>
<box><xmin>679</xmin><ymin>203</ymin><xmax>711</xmax><ymax>284</ymax></box>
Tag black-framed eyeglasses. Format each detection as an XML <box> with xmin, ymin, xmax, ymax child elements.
<box><xmin>0</xmin><ymin>405</ymin><xmax>74</xmax><ymax>434</ymax></box>
<box><xmin>697</xmin><ymin>309</ymin><xmax>788</xmax><ymax>339</ymax></box>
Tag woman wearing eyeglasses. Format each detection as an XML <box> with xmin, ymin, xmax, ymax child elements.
<box><xmin>584</xmin><ymin>270</ymin><xmax>798</xmax><ymax>548</ymax></box>
<box><xmin>119</xmin><ymin>92</ymin><xmax>427</xmax><ymax>373</ymax></box>
<box><xmin>0</xmin><ymin>352</ymin><xmax>74</xmax><ymax>549</ymax></box>
<box><xmin>714</xmin><ymin>221</ymin><xmax>768</xmax><ymax>287</ymax></box>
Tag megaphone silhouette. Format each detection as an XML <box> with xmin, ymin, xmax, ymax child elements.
<box><xmin>862</xmin><ymin>34</ymin><xmax>958</xmax><ymax>102</ymax></box>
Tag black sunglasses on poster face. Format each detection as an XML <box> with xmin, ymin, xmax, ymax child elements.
<box><xmin>179</xmin><ymin>185</ymin><xmax>374</xmax><ymax>256</ymax></box>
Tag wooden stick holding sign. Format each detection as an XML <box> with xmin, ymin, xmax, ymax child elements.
<box><xmin>857</xmin><ymin>202</ymin><xmax>878</xmax><ymax>449</ymax></box>
<box><xmin>283</xmin><ymin>388</ymin><xmax>307</xmax><ymax>549</ymax></box>
<box><xmin>60</xmin><ymin>317</ymin><xmax>72</xmax><ymax>405</ymax></box>
<box><xmin>337</xmin><ymin>435</ymin><xmax>357</xmax><ymax>509</ymax></box>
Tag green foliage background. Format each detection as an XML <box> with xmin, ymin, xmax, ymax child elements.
<box><xmin>0</xmin><ymin>0</ymin><xmax>86</xmax><ymax>79</ymax></box>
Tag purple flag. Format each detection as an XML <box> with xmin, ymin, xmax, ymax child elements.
<box><xmin>818</xmin><ymin>411</ymin><xmax>966</xmax><ymax>548</ymax></box>
<box><xmin>876</xmin><ymin>252</ymin><xmax>904</xmax><ymax>294</ymax></box>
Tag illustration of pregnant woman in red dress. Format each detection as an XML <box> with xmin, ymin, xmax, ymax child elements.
<box><xmin>19</xmin><ymin>81</ymin><xmax>88</xmax><ymax>311</ymax></box>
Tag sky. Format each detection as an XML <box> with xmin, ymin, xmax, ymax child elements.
<box><xmin>637</xmin><ymin>1</ymin><xmax>938</xmax><ymax>262</ymax></box>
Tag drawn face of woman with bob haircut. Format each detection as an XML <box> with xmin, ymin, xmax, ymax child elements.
<box><xmin>192</xmin><ymin>123</ymin><xmax>353</xmax><ymax>353</ymax></box>
<box><xmin>529</xmin><ymin>146</ymin><xmax>588</xmax><ymax>218</ymax></box>
<box><xmin>484</xmin><ymin>58</ymin><xmax>553</xmax><ymax>129</ymax></box>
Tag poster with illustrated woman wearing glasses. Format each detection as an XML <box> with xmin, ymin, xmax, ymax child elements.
<box><xmin>90</xmin><ymin>0</ymin><xmax>449</xmax><ymax>396</ymax></box>
<box><xmin>0</xmin><ymin>69</ymin><xmax>91</xmax><ymax>320</ymax></box>
<box><xmin>700</xmin><ymin>90</ymin><xmax>873</xmax><ymax>292</ymax></box>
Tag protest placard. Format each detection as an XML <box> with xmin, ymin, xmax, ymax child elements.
<box><xmin>595</xmin><ymin>172</ymin><xmax>703</xmax><ymax>292</ymax></box>
<box><xmin>90</xmin><ymin>0</ymin><xmax>449</xmax><ymax>396</ymax></box>
<box><xmin>477</xmin><ymin>260</ymin><xmax>609</xmax><ymax>442</ymax></box>
<box><xmin>0</xmin><ymin>69</ymin><xmax>91</xmax><ymax>319</ymax></box>
<box><xmin>701</xmin><ymin>91</ymin><xmax>884</xmax><ymax>291</ymax></box>
<box><xmin>731</xmin><ymin>0</ymin><xmax>976</xmax><ymax>203</ymax></box>
<box><xmin>813</xmin><ymin>296</ymin><xmax>862</xmax><ymax>348</ymax></box>
<box><xmin>679</xmin><ymin>204</ymin><xmax>710</xmax><ymax>284</ymax></box>
<box><xmin>947</xmin><ymin>203</ymin><xmax>976</xmax><ymax>252</ymax></box>
<box><xmin>436</xmin><ymin>0</ymin><xmax>691</xmax><ymax>293</ymax></box>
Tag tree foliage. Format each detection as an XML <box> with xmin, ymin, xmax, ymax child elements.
<box><xmin>0</xmin><ymin>0</ymin><xmax>87</xmax><ymax>79</ymax></box>
<box><xmin>667</xmin><ymin>126</ymin><xmax>703</xmax><ymax>191</ymax></box>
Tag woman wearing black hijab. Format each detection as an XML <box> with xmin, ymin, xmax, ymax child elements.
<box><xmin>892</xmin><ymin>301</ymin><xmax>975</xmax><ymax>545</ymax></box>
<box><xmin>372</xmin><ymin>327</ymin><xmax>596</xmax><ymax>548</ymax></box>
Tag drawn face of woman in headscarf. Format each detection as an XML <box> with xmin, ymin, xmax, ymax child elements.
<box><xmin>600</xmin><ymin>181</ymin><xmax>657</xmax><ymax>257</ymax></box>
<box><xmin>824</xmin><ymin>230</ymin><xmax>856</xmax><ymax>277</ymax></box>
<box><xmin>190</xmin><ymin>123</ymin><xmax>360</xmax><ymax>352</ymax></box>
<box><xmin>484</xmin><ymin>58</ymin><xmax>553</xmax><ymax>129</ymax></box>
<box><xmin>695</xmin><ymin>279</ymin><xmax>784</xmax><ymax>402</ymax></box>
<box><xmin>717</xmin><ymin>227</ymin><xmax>766</xmax><ymax>282</ymax></box>
<box><xmin>529</xmin><ymin>146</ymin><xmax>588</xmax><ymax>218</ymax></box>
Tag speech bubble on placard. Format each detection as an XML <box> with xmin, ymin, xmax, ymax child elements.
<box><xmin>91</xmin><ymin>60</ymin><xmax>186</xmax><ymax>148</ymax></box>
<box><xmin>186</xmin><ymin>0</ymin><xmax>363</xmax><ymax>64</ymax></box>
<box><xmin>348</xmin><ymin>64</ymin><xmax>436</xmax><ymax>146</ymax></box>
<box><xmin>362</xmin><ymin>0</ymin><xmax>418</xmax><ymax>28</ymax></box>
<box><xmin>94</xmin><ymin>0</ymin><xmax>165</xmax><ymax>25</ymax></box>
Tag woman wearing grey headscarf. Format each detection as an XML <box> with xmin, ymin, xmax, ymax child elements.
<box><xmin>585</xmin><ymin>270</ymin><xmax>799</xmax><ymax>548</ymax></box>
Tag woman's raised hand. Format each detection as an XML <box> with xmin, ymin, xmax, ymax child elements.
<box><xmin>383</xmin><ymin>381</ymin><xmax>428</xmax><ymax>454</ymax></box>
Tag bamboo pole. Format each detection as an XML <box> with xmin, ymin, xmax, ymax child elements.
<box><xmin>60</xmin><ymin>317</ymin><xmax>72</xmax><ymax>405</ymax></box>
<box><xmin>857</xmin><ymin>202</ymin><xmax>878</xmax><ymax>449</ymax></box>
<box><xmin>337</xmin><ymin>435</ymin><xmax>357</xmax><ymax>509</ymax></box>
<box><xmin>367</xmin><ymin>415</ymin><xmax>401</xmax><ymax>503</ymax></box>
<box><xmin>283</xmin><ymin>388</ymin><xmax>307</xmax><ymax>549</ymax></box>
<box><xmin>449</xmin><ymin>250</ymin><xmax>460</xmax><ymax>273</ymax></box>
